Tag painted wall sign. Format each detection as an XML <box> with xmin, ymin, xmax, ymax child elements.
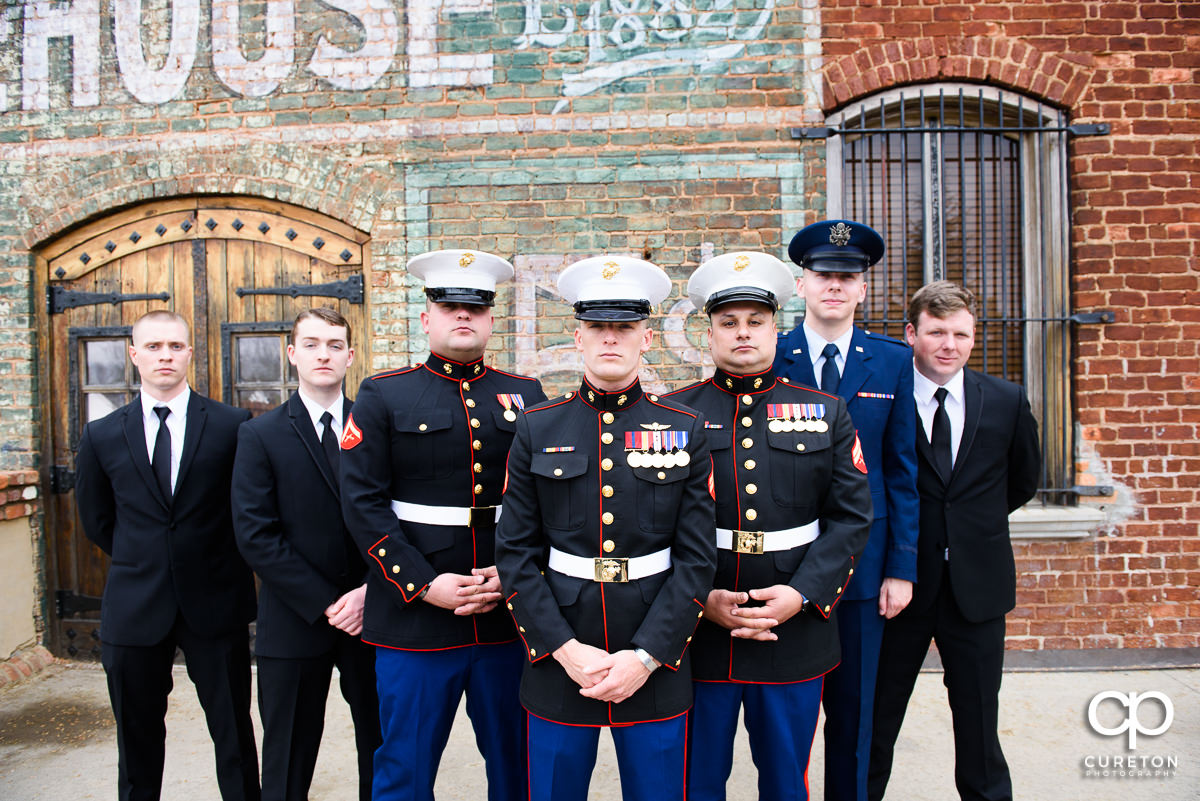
<box><xmin>13</xmin><ymin>0</ymin><xmax>773</xmax><ymax>112</ymax></box>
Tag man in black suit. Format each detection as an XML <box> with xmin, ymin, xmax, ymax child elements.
<box><xmin>867</xmin><ymin>282</ymin><xmax>1041</xmax><ymax>801</ymax></box>
<box><xmin>75</xmin><ymin>310</ymin><xmax>259</xmax><ymax>801</ymax></box>
<box><xmin>232</xmin><ymin>307</ymin><xmax>381</xmax><ymax>801</ymax></box>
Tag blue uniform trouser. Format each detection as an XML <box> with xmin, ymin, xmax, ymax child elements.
<box><xmin>823</xmin><ymin>597</ymin><xmax>887</xmax><ymax>801</ymax></box>
<box><xmin>527</xmin><ymin>711</ymin><xmax>688</xmax><ymax>801</ymax></box>
<box><xmin>687</xmin><ymin>678</ymin><xmax>824</xmax><ymax>801</ymax></box>
<box><xmin>372</xmin><ymin>641</ymin><xmax>526</xmax><ymax>801</ymax></box>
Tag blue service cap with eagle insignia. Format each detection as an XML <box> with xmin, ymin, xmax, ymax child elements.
<box><xmin>407</xmin><ymin>248</ymin><xmax>514</xmax><ymax>306</ymax></box>
<box><xmin>557</xmin><ymin>255</ymin><xmax>672</xmax><ymax>321</ymax></box>
<box><xmin>788</xmin><ymin>219</ymin><xmax>885</xmax><ymax>274</ymax></box>
<box><xmin>687</xmin><ymin>251</ymin><xmax>795</xmax><ymax>314</ymax></box>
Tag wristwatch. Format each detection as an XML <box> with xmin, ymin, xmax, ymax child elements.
<box><xmin>633</xmin><ymin>647</ymin><xmax>660</xmax><ymax>673</ymax></box>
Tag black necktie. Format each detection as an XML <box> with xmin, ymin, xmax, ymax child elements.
<box><xmin>931</xmin><ymin>387</ymin><xmax>953</xmax><ymax>480</ymax></box>
<box><xmin>152</xmin><ymin>406</ymin><xmax>173</xmax><ymax>501</ymax></box>
<box><xmin>320</xmin><ymin>410</ymin><xmax>340</xmax><ymax>484</ymax></box>
<box><xmin>820</xmin><ymin>343</ymin><xmax>841</xmax><ymax>394</ymax></box>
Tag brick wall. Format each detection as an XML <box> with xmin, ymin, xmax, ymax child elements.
<box><xmin>817</xmin><ymin>1</ymin><xmax>1200</xmax><ymax>650</ymax></box>
<box><xmin>0</xmin><ymin>0</ymin><xmax>1195</xmax><ymax>651</ymax></box>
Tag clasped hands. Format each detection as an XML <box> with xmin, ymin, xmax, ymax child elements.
<box><xmin>553</xmin><ymin>639</ymin><xmax>655</xmax><ymax>704</ymax></box>
<box><xmin>422</xmin><ymin>565</ymin><xmax>503</xmax><ymax>615</ymax></box>
<box><xmin>702</xmin><ymin>584</ymin><xmax>806</xmax><ymax>641</ymax></box>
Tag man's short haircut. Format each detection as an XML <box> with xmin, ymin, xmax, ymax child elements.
<box><xmin>291</xmin><ymin>306</ymin><xmax>352</xmax><ymax>347</ymax></box>
<box><xmin>908</xmin><ymin>281</ymin><xmax>976</xmax><ymax>328</ymax></box>
<box><xmin>131</xmin><ymin>310</ymin><xmax>190</xmax><ymax>342</ymax></box>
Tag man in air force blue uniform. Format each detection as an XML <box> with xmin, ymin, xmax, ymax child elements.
<box><xmin>774</xmin><ymin>221</ymin><xmax>920</xmax><ymax>801</ymax></box>
<box><xmin>671</xmin><ymin>251</ymin><xmax>872</xmax><ymax>801</ymax></box>
<box><xmin>340</xmin><ymin>250</ymin><xmax>546</xmax><ymax>801</ymax></box>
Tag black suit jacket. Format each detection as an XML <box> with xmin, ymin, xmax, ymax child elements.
<box><xmin>910</xmin><ymin>368</ymin><xmax>1040</xmax><ymax>623</ymax></box>
<box><xmin>232</xmin><ymin>393</ymin><xmax>367</xmax><ymax>659</ymax></box>
<box><xmin>75</xmin><ymin>392</ymin><xmax>256</xmax><ymax>646</ymax></box>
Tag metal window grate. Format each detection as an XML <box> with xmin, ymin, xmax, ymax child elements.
<box><xmin>795</xmin><ymin>85</ymin><xmax>1111</xmax><ymax>503</ymax></box>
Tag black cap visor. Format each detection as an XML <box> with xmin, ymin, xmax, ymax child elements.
<box><xmin>573</xmin><ymin>299</ymin><xmax>652</xmax><ymax>321</ymax></box>
<box><xmin>425</xmin><ymin>287</ymin><xmax>496</xmax><ymax>306</ymax></box>
<box><xmin>798</xmin><ymin>244</ymin><xmax>870</xmax><ymax>274</ymax></box>
<box><xmin>704</xmin><ymin>286</ymin><xmax>779</xmax><ymax>314</ymax></box>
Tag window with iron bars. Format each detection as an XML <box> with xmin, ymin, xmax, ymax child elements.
<box><xmin>796</xmin><ymin>83</ymin><xmax>1111</xmax><ymax>505</ymax></box>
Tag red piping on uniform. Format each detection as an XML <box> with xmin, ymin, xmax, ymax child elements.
<box><xmin>369</xmin><ymin>365</ymin><xmax>419</xmax><ymax>381</ymax></box>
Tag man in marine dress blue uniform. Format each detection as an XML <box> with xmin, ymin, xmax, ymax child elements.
<box><xmin>774</xmin><ymin>221</ymin><xmax>920</xmax><ymax>801</ymax></box>
<box><xmin>670</xmin><ymin>251</ymin><xmax>873</xmax><ymax>801</ymax></box>
<box><xmin>339</xmin><ymin>250</ymin><xmax>546</xmax><ymax>801</ymax></box>
<box><xmin>495</xmin><ymin>256</ymin><xmax>716</xmax><ymax>801</ymax></box>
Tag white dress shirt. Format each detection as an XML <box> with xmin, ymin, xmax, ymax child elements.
<box><xmin>913</xmin><ymin>368</ymin><xmax>965</xmax><ymax>466</ymax></box>
<box><xmin>802</xmin><ymin>323</ymin><xmax>855</xmax><ymax>391</ymax></box>
<box><xmin>297</xmin><ymin>389</ymin><xmax>345</xmax><ymax>442</ymax></box>
<box><xmin>141</xmin><ymin>386</ymin><xmax>190</xmax><ymax>493</ymax></box>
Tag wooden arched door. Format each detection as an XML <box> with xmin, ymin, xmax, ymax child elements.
<box><xmin>36</xmin><ymin>196</ymin><xmax>370</xmax><ymax>658</ymax></box>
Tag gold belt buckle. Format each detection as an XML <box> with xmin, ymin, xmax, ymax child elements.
<box><xmin>468</xmin><ymin>506</ymin><xmax>497</xmax><ymax>527</ymax></box>
<box><xmin>594</xmin><ymin>558</ymin><xmax>629</xmax><ymax>583</ymax></box>
<box><xmin>734</xmin><ymin>530</ymin><xmax>765</xmax><ymax>555</ymax></box>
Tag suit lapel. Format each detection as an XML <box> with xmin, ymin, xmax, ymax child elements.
<box><xmin>837</xmin><ymin>328</ymin><xmax>872</xmax><ymax>403</ymax></box>
<box><xmin>778</xmin><ymin>328</ymin><xmax>819</xmax><ymax>390</ymax></box>
<box><xmin>123</xmin><ymin>397</ymin><xmax>169</xmax><ymax>510</ymax></box>
<box><xmin>174</xmin><ymin>393</ymin><xmax>207</xmax><ymax>495</ymax></box>
<box><xmin>954</xmin><ymin>370</ymin><xmax>984</xmax><ymax>481</ymax></box>
<box><xmin>288</xmin><ymin>392</ymin><xmax>340</xmax><ymax>498</ymax></box>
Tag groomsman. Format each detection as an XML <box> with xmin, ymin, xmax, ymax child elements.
<box><xmin>774</xmin><ymin>220</ymin><xmax>920</xmax><ymax>801</ymax></box>
<box><xmin>232</xmin><ymin>307</ymin><xmax>380</xmax><ymax>801</ymax></box>
<box><xmin>75</xmin><ymin>310</ymin><xmax>259</xmax><ymax>801</ymax></box>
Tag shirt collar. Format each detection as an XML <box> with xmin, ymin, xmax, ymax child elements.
<box><xmin>297</xmin><ymin>388</ymin><xmax>344</xmax><ymax>429</ymax></box>
<box><xmin>425</xmin><ymin>352</ymin><xmax>487</xmax><ymax>382</ymax></box>
<box><xmin>802</xmin><ymin>322</ymin><xmax>854</xmax><ymax>365</ymax></box>
<box><xmin>913</xmin><ymin>366</ymin><xmax>964</xmax><ymax>405</ymax></box>
<box><xmin>141</xmin><ymin>385</ymin><xmax>190</xmax><ymax>421</ymax></box>
<box><xmin>710</xmin><ymin>366</ymin><xmax>776</xmax><ymax>396</ymax></box>
<box><xmin>577</xmin><ymin>376</ymin><xmax>643</xmax><ymax>412</ymax></box>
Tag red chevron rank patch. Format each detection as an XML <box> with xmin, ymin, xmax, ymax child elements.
<box><xmin>852</xmin><ymin>433</ymin><xmax>867</xmax><ymax>474</ymax></box>
<box><xmin>341</xmin><ymin>413</ymin><xmax>363</xmax><ymax>450</ymax></box>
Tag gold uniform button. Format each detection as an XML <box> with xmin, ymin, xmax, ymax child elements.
<box><xmin>602</xmin><ymin>485</ymin><xmax>614</xmax><ymax>497</ymax></box>
<box><xmin>848</xmin><ymin>568</ymin><xmax>855</xmax><ymax>576</ymax></box>
<box><xmin>675</xmin><ymin>659</ymin><xmax>681</xmax><ymax>666</ymax></box>
<box><xmin>418</xmin><ymin>423</ymin><xmax>428</xmax><ymax>432</ymax></box>
<box><xmin>657</xmin><ymin>471</ymin><xmax>666</xmax><ymax>480</ymax></box>
<box><xmin>519</xmin><ymin>626</ymin><xmax>526</xmax><ymax>632</ymax></box>
<box><xmin>530</xmin><ymin>648</ymin><xmax>537</xmax><ymax>657</ymax></box>
<box><xmin>781</xmin><ymin>377</ymin><xmax>790</xmax><ymax>383</ymax></box>
<box><xmin>698</xmin><ymin>610</ymin><xmax>704</xmax><ymax>618</ymax></box>
<box><xmin>474</xmin><ymin>463</ymin><xmax>483</xmax><ymax>473</ymax></box>
<box><xmin>602</xmin><ymin>512</ymin><xmax>614</xmax><ymax>525</ymax></box>
<box><xmin>824</xmin><ymin>605</ymin><xmax>831</xmax><ymax>614</ymax></box>
<box><xmin>741</xmin><ymin>416</ymin><xmax>753</xmax><ymax>427</ymax></box>
<box><xmin>465</xmin><ymin>398</ymin><xmax>476</xmax><ymax>407</ymax></box>
<box><xmin>745</xmin><ymin>483</ymin><xmax>757</xmax><ymax>495</ymax></box>
<box><xmin>406</xmin><ymin>583</ymin><xmax>414</xmax><ymax>591</ymax></box>
<box><xmin>474</xmin><ymin>484</ymin><xmax>484</xmax><ymax>495</ymax></box>
<box><xmin>473</xmin><ymin>439</ymin><xmax>482</xmax><ymax>451</ymax></box>
<box><xmin>796</xmin><ymin>443</ymin><xmax>805</xmax><ymax>452</ymax></box>
<box><xmin>686</xmin><ymin>635</ymin><xmax>692</xmax><ymax>642</ymax></box>
<box><xmin>741</xmin><ymin>437</ymin><xmax>753</xmax><ymax>448</ymax></box>
<box><xmin>554</xmin><ymin>468</ymin><xmax>563</xmax><ymax>477</ymax></box>
<box><xmin>837</xmin><ymin>586</ymin><xmax>843</xmax><ymax>594</ymax></box>
<box><xmin>507</xmin><ymin>602</ymin><xmax>514</xmax><ymax>610</ymax></box>
<box><xmin>741</xmin><ymin>395</ymin><xmax>753</xmax><ymax>405</ymax></box>
<box><xmin>601</xmin><ymin>458</ymin><xmax>613</xmax><ymax>471</ymax></box>
<box><xmin>649</xmin><ymin>395</ymin><xmax>659</xmax><ymax>401</ymax></box>
<box><xmin>603</xmin><ymin>539</ymin><xmax>615</xmax><ymax>553</ymax></box>
<box><xmin>391</xmin><ymin>565</ymin><xmax>400</xmax><ymax>574</ymax></box>
<box><xmin>462</xmin><ymin>381</ymin><xmax>470</xmax><ymax>391</ymax></box>
<box><xmin>470</xmin><ymin>418</ymin><xmax>480</xmax><ymax>428</ymax></box>
<box><xmin>602</xmin><ymin>412</ymin><xmax>615</xmax><ymax>424</ymax></box>
<box><xmin>745</xmin><ymin>508</ymin><xmax>758</xmax><ymax>521</ymax></box>
<box><xmin>601</xmin><ymin>432</ymin><xmax>614</xmax><ymax>444</ymax></box>
<box><xmin>377</xmin><ymin>548</ymin><xmax>386</xmax><ymax>557</ymax></box>
<box><xmin>744</xmin><ymin>459</ymin><xmax>756</xmax><ymax>470</ymax></box>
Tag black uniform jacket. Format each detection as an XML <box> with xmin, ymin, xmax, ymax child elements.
<box><xmin>340</xmin><ymin>353</ymin><xmax>546</xmax><ymax>650</ymax></box>
<box><xmin>668</xmin><ymin>367</ymin><xmax>872</xmax><ymax>683</ymax></box>
<box><xmin>910</xmin><ymin>368</ymin><xmax>1040</xmax><ymax>623</ymax></box>
<box><xmin>232</xmin><ymin>393</ymin><xmax>367</xmax><ymax>659</ymax></box>
<box><xmin>495</xmin><ymin>377</ymin><xmax>717</xmax><ymax>726</ymax></box>
<box><xmin>75</xmin><ymin>392</ymin><xmax>256</xmax><ymax>646</ymax></box>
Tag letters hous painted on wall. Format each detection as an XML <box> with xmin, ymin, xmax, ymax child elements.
<box><xmin>8</xmin><ymin>0</ymin><xmax>774</xmax><ymax>114</ymax></box>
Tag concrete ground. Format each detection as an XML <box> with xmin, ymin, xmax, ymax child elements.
<box><xmin>1</xmin><ymin>661</ymin><xmax>1196</xmax><ymax>800</ymax></box>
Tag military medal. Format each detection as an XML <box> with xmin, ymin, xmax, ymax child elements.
<box><xmin>768</xmin><ymin>419</ymin><xmax>783</xmax><ymax>433</ymax></box>
<box><xmin>627</xmin><ymin>451</ymin><xmax>643</xmax><ymax>468</ymax></box>
<box><xmin>497</xmin><ymin>393</ymin><xmax>525</xmax><ymax>422</ymax></box>
<box><xmin>676</xmin><ymin>450</ymin><xmax>691</xmax><ymax>466</ymax></box>
<box><xmin>815</xmin><ymin>419</ymin><xmax>829</xmax><ymax>433</ymax></box>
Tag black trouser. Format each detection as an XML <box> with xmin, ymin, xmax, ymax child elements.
<box><xmin>867</xmin><ymin>565</ymin><xmax>1010</xmax><ymax>801</ymax></box>
<box><xmin>102</xmin><ymin>615</ymin><xmax>259</xmax><ymax>801</ymax></box>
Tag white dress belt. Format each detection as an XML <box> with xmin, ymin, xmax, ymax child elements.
<box><xmin>548</xmin><ymin>546</ymin><xmax>672</xmax><ymax>582</ymax></box>
<box><xmin>715</xmin><ymin>521</ymin><xmax>820</xmax><ymax>554</ymax></box>
<box><xmin>391</xmin><ymin>500</ymin><xmax>502</xmax><ymax>527</ymax></box>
